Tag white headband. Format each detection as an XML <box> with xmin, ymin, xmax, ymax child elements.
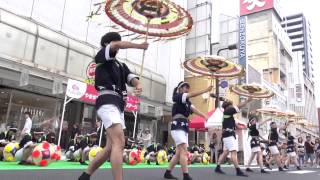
<box><xmin>177</xmin><ymin>82</ymin><xmax>189</xmax><ymax>90</ymax></box>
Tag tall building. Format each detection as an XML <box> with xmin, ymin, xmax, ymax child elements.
<box><xmin>282</xmin><ymin>14</ymin><xmax>318</xmax><ymax>127</ymax></box>
<box><xmin>185</xmin><ymin>0</ymin><xmax>213</xmax><ymax>146</ymax></box>
<box><xmin>282</xmin><ymin>14</ymin><xmax>314</xmax><ymax>79</ymax></box>
<box><xmin>238</xmin><ymin>0</ymin><xmax>318</xmax><ymax>136</ymax></box>
<box><xmin>240</xmin><ymin>0</ymin><xmax>291</xmax><ymax>111</ymax></box>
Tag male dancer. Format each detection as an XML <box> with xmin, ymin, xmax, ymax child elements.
<box><xmin>285</xmin><ymin>134</ymin><xmax>302</xmax><ymax>170</ymax></box>
<box><xmin>164</xmin><ymin>81</ymin><xmax>212</xmax><ymax>180</ymax></box>
<box><xmin>214</xmin><ymin>98</ymin><xmax>253</xmax><ymax>177</ymax></box>
<box><xmin>78</xmin><ymin>32</ymin><xmax>148</xmax><ymax>180</ymax></box>
<box><xmin>265</xmin><ymin>122</ymin><xmax>290</xmax><ymax>171</ymax></box>
<box><xmin>245</xmin><ymin>114</ymin><xmax>269</xmax><ymax>173</ymax></box>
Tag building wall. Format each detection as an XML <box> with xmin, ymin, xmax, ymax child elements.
<box><xmin>0</xmin><ymin>0</ymin><xmax>186</xmax><ymax>104</ymax></box>
<box><xmin>0</xmin><ymin>0</ymin><xmax>188</xmax><ymax>144</ymax></box>
<box><xmin>245</xmin><ymin>10</ymin><xmax>291</xmax><ymax>111</ymax></box>
<box><xmin>282</xmin><ymin>14</ymin><xmax>314</xmax><ymax>80</ymax></box>
<box><xmin>186</xmin><ymin>0</ymin><xmax>212</xmax><ymax>58</ymax></box>
<box><xmin>283</xmin><ymin>14</ymin><xmax>318</xmax><ymax>126</ymax></box>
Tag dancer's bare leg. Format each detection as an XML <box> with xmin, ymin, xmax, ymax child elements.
<box><xmin>167</xmin><ymin>147</ymin><xmax>181</xmax><ymax>171</ymax></box>
<box><xmin>108</xmin><ymin>124</ymin><xmax>125</xmax><ymax>180</ymax></box>
<box><xmin>246</xmin><ymin>152</ymin><xmax>257</xmax><ymax>168</ymax></box>
<box><xmin>217</xmin><ymin>150</ymin><xmax>229</xmax><ymax>165</ymax></box>
<box><xmin>178</xmin><ymin>144</ymin><xmax>189</xmax><ymax>173</ymax></box>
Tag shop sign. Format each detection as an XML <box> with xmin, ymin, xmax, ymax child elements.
<box><xmin>238</xmin><ymin>16</ymin><xmax>248</xmax><ymax>83</ymax></box>
<box><xmin>79</xmin><ymin>84</ymin><xmax>99</xmax><ymax>104</ymax></box>
<box><xmin>66</xmin><ymin>79</ymin><xmax>87</xmax><ymax>99</ymax></box>
<box><xmin>240</xmin><ymin>0</ymin><xmax>274</xmax><ymax>16</ymax></box>
<box><xmin>126</xmin><ymin>95</ymin><xmax>140</xmax><ymax>111</ymax></box>
<box><xmin>66</xmin><ymin>79</ymin><xmax>139</xmax><ymax>110</ymax></box>
<box><xmin>85</xmin><ymin>62</ymin><xmax>96</xmax><ymax>85</ymax></box>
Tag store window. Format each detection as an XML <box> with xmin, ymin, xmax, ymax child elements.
<box><xmin>67</xmin><ymin>50</ymin><xmax>92</xmax><ymax>78</ymax></box>
<box><xmin>34</xmin><ymin>38</ymin><xmax>67</xmax><ymax>71</ymax></box>
<box><xmin>0</xmin><ymin>88</ymin><xmax>61</xmax><ymax>134</ymax></box>
<box><xmin>0</xmin><ymin>23</ymin><xmax>35</xmax><ymax>61</ymax></box>
<box><xmin>0</xmin><ymin>89</ymin><xmax>10</xmax><ymax>125</ymax></box>
<box><xmin>82</xmin><ymin>104</ymin><xmax>96</xmax><ymax>134</ymax></box>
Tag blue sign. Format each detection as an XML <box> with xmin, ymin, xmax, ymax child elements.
<box><xmin>220</xmin><ymin>80</ymin><xmax>229</xmax><ymax>89</ymax></box>
<box><xmin>239</xmin><ymin>16</ymin><xmax>247</xmax><ymax>83</ymax></box>
<box><xmin>239</xmin><ymin>16</ymin><xmax>247</xmax><ymax>68</ymax></box>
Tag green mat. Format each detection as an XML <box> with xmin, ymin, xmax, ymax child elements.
<box><xmin>0</xmin><ymin>161</ymin><xmax>218</xmax><ymax>171</ymax></box>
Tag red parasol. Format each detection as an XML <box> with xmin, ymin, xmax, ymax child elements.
<box><xmin>105</xmin><ymin>0</ymin><xmax>193</xmax><ymax>78</ymax></box>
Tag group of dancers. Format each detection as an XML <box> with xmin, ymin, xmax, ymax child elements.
<box><xmin>78</xmin><ymin>32</ymin><xmax>306</xmax><ymax>180</ymax></box>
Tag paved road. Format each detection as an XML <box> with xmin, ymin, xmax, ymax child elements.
<box><xmin>0</xmin><ymin>166</ymin><xmax>319</xmax><ymax>180</ymax></box>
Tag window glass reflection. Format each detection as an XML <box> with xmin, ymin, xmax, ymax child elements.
<box><xmin>67</xmin><ymin>50</ymin><xmax>92</xmax><ymax>78</ymax></box>
<box><xmin>0</xmin><ymin>23</ymin><xmax>35</xmax><ymax>61</ymax></box>
<box><xmin>35</xmin><ymin>38</ymin><xmax>67</xmax><ymax>71</ymax></box>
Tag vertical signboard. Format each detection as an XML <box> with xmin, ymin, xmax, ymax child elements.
<box><xmin>238</xmin><ymin>15</ymin><xmax>248</xmax><ymax>83</ymax></box>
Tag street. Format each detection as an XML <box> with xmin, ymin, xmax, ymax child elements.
<box><xmin>0</xmin><ymin>166</ymin><xmax>319</xmax><ymax>180</ymax></box>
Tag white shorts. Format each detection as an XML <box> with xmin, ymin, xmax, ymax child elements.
<box><xmin>171</xmin><ymin>130</ymin><xmax>188</xmax><ymax>146</ymax></box>
<box><xmin>223</xmin><ymin>136</ymin><xmax>238</xmax><ymax>152</ymax></box>
<box><xmin>287</xmin><ymin>152</ymin><xmax>297</xmax><ymax>157</ymax></box>
<box><xmin>269</xmin><ymin>145</ymin><xmax>280</xmax><ymax>155</ymax></box>
<box><xmin>251</xmin><ymin>146</ymin><xmax>261</xmax><ymax>153</ymax></box>
<box><xmin>97</xmin><ymin>104</ymin><xmax>125</xmax><ymax>129</ymax></box>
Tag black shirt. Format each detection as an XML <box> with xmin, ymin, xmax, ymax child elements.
<box><xmin>171</xmin><ymin>93</ymin><xmax>193</xmax><ymax>133</ymax></box>
<box><xmin>76</xmin><ymin>137</ymin><xmax>89</xmax><ymax>151</ymax></box>
<box><xmin>146</xmin><ymin>143</ymin><xmax>163</xmax><ymax>153</ymax></box>
<box><xmin>95</xmin><ymin>44</ymin><xmax>137</xmax><ymax>111</ymax></box>
<box><xmin>269</xmin><ymin>128</ymin><xmax>279</xmax><ymax>146</ymax></box>
<box><xmin>305</xmin><ymin>141</ymin><xmax>315</xmax><ymax>154</ymax></box>
<box><xmin>167</xmin><ymin>146</ymin><xmax>175</xmax><ymax>155</ymax></box>
<box><xmin>222</xmin><ymin>106</ymin><xmax>239</xmax><ymax>138</ymax></box>
<box><xmin>248</xmin><ymin>124</ymin><xmax>260</xmax><ymax>137</ymax></box>
<box><xmin>287</xmin><ymin>137</ymin><xmax>295</xmax><ymax>153</ymax></box>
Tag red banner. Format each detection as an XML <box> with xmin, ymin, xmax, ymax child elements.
<box><xmin>240</xmin><ymin>0</ymin><xmax>274</xmax><ymax>16</ymax></box>
<box><xmin>79</xmin><ymin>84</ymin><xmax>98</xmax><ymax>104</ymax></box>
<box><xmin>78</xmin><ymin>84</ymin><xmax>139</xmax><ymax>112</ymax></box>
<box><xmin>125</xmin><ymin>95</ymin><xmax>140</xmax><ymax>111</ymax></box>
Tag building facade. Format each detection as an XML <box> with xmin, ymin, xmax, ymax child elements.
<box><xmin>0</xmin><ymin>0</ymin><xmax>187</xmax><ymax>146</ymax></box>
<box><xmin>282</xmin><ymin>14</ymin><xmax>314</xmax><ymax>79</ymax></box>
<box><xmin>184</xmin><ymin>0</ymin><xmax>213</xmax><ymax>146</ymax></box>
<box><xmin>282</xmin><ymin>13</ymin><xmax>318</xmax><ymax>127</ymax></box>
<box><xmin>240</xmin><ymin>0</ymin><xmax>318</xmax><ymax>136</ymax></box>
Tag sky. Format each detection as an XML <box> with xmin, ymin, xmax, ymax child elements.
<box><xmin>217</xmin><ymin>0</ymin><xmax>320</xmax><ymax>107</ymax></box>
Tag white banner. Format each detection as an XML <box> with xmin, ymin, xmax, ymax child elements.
<box><xmin>66</xmin><ymin>79</ymin><xmax>87</xmax><ymax>99</ymax></box>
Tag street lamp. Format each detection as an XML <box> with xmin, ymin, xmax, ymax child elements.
<box><xmin>213</xmin><ymin>44</ymin><xmax>238</xmax><ymax>108</ymax></box>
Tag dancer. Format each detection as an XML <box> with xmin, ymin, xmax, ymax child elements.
<box><xmin>214</xmin><ymin>98</ymin><xmax>253</xmax><ymax>177</ymax></box>
<box><xmin>297</xmin><ymin>137</ymin><xmax>305</xmax><ymax>167</ymax></box>
<box><xmin>78</xmin><ymin>32</ymin><xmax>148</xmax><ymax>180</ymax></box>
<box><xmin>164</xmin><ymin>81</ymin><xmax>212</xmax><ymax>180</ymax></box>
<box><xmin>285</xmin><ymin>134</ymin><xmax>302</xmax><ymax>170</ymax></box>
<box><xmin>245</xmin><ymin>114</ymin><xmax>269</xmax><ymax>173</ymax></box>
<box><xmin>265</xmin><ymin>121</ymin><xmax>290</xmax><ymax>171</ymax></box>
